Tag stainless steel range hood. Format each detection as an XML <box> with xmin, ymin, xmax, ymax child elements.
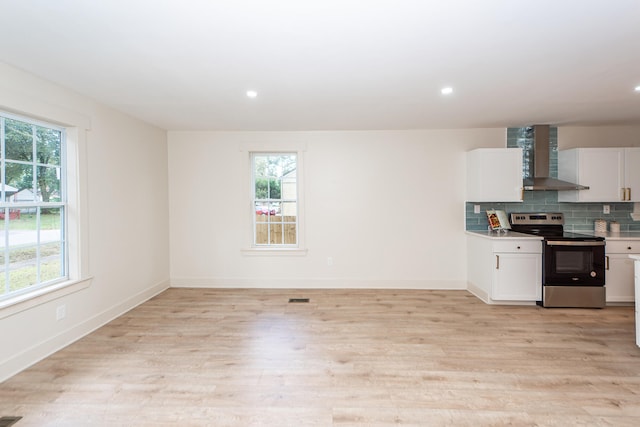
<box><xmin>522</xmin><ymin>125</ymin><xmax>589</xmax><ymax>191</ymax></box>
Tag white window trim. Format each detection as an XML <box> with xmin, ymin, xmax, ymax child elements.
<box><xmin>240</xmin><ymin>142</ymin><xmax>307</xmax><ymax>256</ymax></box>
<box><xmin>0</xmin><ymin>102</ymin><xmax>93</xmax><ymax>318</ymax></box>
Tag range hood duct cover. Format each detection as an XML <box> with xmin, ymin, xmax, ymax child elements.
<box><xmin>522</xmin><ymin>125</ymin><xmax>589</xmax><ymax>191</ymax></box>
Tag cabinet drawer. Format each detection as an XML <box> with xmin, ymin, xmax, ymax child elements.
<box><xmin>606</xmin><ymin>241</ymin><xmax>640</xmax><ymax>254</ymax></box>
<box><xmin>492</xmin><ymin>240</ymin><xmax>542</xmax><ymax>253</ymax></box>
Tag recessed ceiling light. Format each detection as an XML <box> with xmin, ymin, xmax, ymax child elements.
<box><xmin>441</xmin><ymin>87</ymin><xmax>454</xmax><ymax>95</ymax></box>
<box><xmin>635</xmin><ymin>85</ymin><xmax>640</xmax><ymax>92</ymax></box>
<box><xmin>246</xmin><ymin>90</ymin><xmax>258</xmax><ymax>98</ymax></box>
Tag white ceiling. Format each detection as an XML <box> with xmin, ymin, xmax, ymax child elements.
<box><xmin>1</xmin><ymin>0</ymin><xmax>639</xmax><ymax>131</ymax></box>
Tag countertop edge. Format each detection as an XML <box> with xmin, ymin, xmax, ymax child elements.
<box><xmin>466</xmin><ymin>230</ymin><xmax>544</xmax><ymax>240</ymax></box>
<box><xmin>581</xmin><ymin>231</ymin><xmax>640</xmax><ymax>240</ymax></box>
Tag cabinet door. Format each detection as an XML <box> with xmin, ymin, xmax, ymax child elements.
<box><xmin>606</xmin><ymin>254</ymin><xmax>635</xmax><ymax>302</ymax></box>
<box><xmin>492</xmin><ymin>253</ymin><xmax>542</xmax><ymax>301</ymax></box>
<box><xmin>635</xmin><ymin>260</ymin><xmax>640</xmax><ymax>347</ymax></box>
<box><xmin>467</xmin><ymin>148</ymin><xmax>523</xmax><ymax>202</ymax></box>
<box><xmin>624</xmin><ymin>148</ymin><xmax>640</xmax><ymax>202</ymax></box>
<box><xmin>576</xmin><ymin>149</ymin><xmax>624</xmax><ymax>202</ymax></box>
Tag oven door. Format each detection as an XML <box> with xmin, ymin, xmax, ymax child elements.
<box><xmin>543</xmin><ymin>240</ymin><xmax>606</xmax><ymax>286</ymax></box>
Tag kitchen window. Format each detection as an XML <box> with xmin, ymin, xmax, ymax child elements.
<box><xmin>0</xmin><ymin>112</ymin><xmax>67</xmax><ymax>302</ymax></box>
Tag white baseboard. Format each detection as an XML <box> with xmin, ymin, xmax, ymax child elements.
<box><xmin>170</xmin><ymin>276</ymin><xmax>467</xmax><ymax>290</ymax></box>
<box><xmin>467</xmin><ymin>281</ymin><xmax>489</xmax><ymax>303</ymax></box>
<box><xmin>467</xmin><ymin>281</ymin><xmax>538</xmax><ymax>306</ymax></box>
<box><xmin>0</xmin><ymin>279</ymin><xmax>170</xmax><ymax>383</ymax></box>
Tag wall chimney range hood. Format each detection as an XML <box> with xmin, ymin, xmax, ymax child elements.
<box><xmin>522</xmin><ymin>125</ymin><xmax>589</xmax><ymax>191</ymax></box>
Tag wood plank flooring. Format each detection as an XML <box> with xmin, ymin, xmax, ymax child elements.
<box><xmin>1</xmin><ymin>288</ymin><xmax>640</xmax><ymax>426</ymax></box>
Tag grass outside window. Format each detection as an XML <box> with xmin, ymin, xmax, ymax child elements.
<box><xmin>1</xmin><ymin>212</ymin><xmax>64</xmax><ymax>295</ymax></box>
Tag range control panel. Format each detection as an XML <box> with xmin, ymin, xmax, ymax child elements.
<box><xmin>509</xmin><ymin>212</ymin><xmax>564</xmax><ymax>226</ymax></box>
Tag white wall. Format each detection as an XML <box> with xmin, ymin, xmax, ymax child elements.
<box><xmin>0</xmin><ymin>62</ymin><xmax>170</xmax><ymax>381</ymax></box>
<box><xmin>560</xmin><ymin>126</ymin><xmax>640</xmax><ymax>149</ymax></box>
<box><xmin>168</xmin><ymin>129</ymin><xmax>506</xmax><ymax>290</ymax></box>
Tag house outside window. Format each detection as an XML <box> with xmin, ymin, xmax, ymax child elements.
<box><xmin>0</xmin><ymin>112</ymin><xmax>66</xmax><ymax>302</ymax></box>
<box><xmin>252</xmin><ymin>153</ymin><xmax>297</xmax><ymax>247</ymax></box>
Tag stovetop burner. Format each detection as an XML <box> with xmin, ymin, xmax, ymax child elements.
<box><xmin>560</xmin><ymin>231</ymin><xmax>604</xmax><ymax>240</ymax></box>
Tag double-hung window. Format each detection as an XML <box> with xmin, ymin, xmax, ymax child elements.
<box><xmin>252</xmin><ymin>153</ymin><xmax>298</xmax><ymax>247</ymax></box>
<box><xmin>0</xmin><ymin>112</ymin><xmax>66</xmax><ymax>301</ymax></box>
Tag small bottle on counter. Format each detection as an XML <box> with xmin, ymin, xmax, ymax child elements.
<box><xmin>610</xmin><ymin>221</ymin><xmax>620</xmax><ymax>233</ymax></box>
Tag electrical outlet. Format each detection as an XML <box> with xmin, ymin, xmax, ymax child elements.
<box><xmin>474</xmin><ymin>204</ymin><xmax>481</xmax><ymax>214</ymax></box>
<box><xmin>56</xmin><ymin>304</ymin><xmax>66</xmax><ymax>321</ymax></box>
<box><xmin>603</xmin><ymin>205</ymin><xmax>610</xmax><ymax>214</ymax></box>
<box><xmin>327</xmin><ymin>257</ymin><xmax>333</xmax><ymax>266</ymax></box>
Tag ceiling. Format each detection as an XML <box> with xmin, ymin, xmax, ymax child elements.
<box><xmin>1</xmin><ymin>0</ymin><xmax>639</xmax><ymax>131</ymax></box>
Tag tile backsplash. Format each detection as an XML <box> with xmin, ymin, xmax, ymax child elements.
<box><xmin>465</xmin><ymin>192</ymin><xmax>638</xmax><ymax>232</ymax></box>
<box><xmin>465</xmin><ymin>127</ymin><xmax>640</xmax><ymax>232</ymax></box>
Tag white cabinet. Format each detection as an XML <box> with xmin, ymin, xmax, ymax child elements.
<box><xmin>492</xmin><ymin>251</ymin><xmax>542</xmax><ymax>301</ymax></box>
<box><xmin>466</xmin><ymin>148</ymin><xmax>523</xmax><ymax>202</ymax></box>
<box><xmin>605</xmin><ymin>240</ymin><xmax>639</xmax><ymax>303</ymax></box>
<box><xmin>558</xmin><ymin>148</ymin><xmax>640</xmax><ymax>202</ymax></box>
<box><xmin>467</xmin><ymin>234</ymin><xmax>542</xmax><ymax>304</ymax></box>
<box><xmin>624</xmin><ymin>148</ymin><xmax>640</xmax><ymax>201</ymax></box>
<box><xmin>634</xmin><ymin>257</ymin><xmax>640</xmax><ymax>347</ymax></box>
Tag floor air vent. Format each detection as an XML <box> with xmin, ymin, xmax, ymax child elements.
<box><xmin>0</xmin><ymin>417</ymin><xmax>22</xmax><ymax>427</ymax></box>
<box><xmin>288</xmin><ymin>298</ymin><xmax>310</xmax><ymax>303</ymax></box>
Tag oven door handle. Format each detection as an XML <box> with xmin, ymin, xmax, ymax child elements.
<box><xmin>546</xmin><ymin>240</ymin><xmax>605</xmax><ymax>247</ymax></box>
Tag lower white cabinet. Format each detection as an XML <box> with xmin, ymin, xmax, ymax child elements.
<box><xmin>605</xmin><ymin>240</ymin><xmax>639</xmax><ymax>303</ymax></box>
<box><xmin>467</xmin><ymin>233</ymin><xmax>542</xmax><ymax>304</ymax></box>
<box><xmin>492</xmin><ymin>251</ymin><xmax>542</xmax><ymax>301</ymax></box>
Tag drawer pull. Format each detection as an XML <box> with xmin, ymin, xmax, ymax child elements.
<box><xmin>496</xmin><ymin>255</ymin><xmax>500</xmax><ymax>269</ymax></box>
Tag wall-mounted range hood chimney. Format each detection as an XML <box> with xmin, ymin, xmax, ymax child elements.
<box><xmin>522</xmin><ymin>125</ymin><xmax>589</xmax><ymax>191</ymax></box>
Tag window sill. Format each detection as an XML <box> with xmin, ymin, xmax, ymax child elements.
<box><xmin>0</xmin><ymin>277</ymin><xmax>93</xmax><ymax>320</ymax></box>
<box><xmin>241</xmin><ymin>247</ymin><xmax>308</xmax><ymax>257</ymax></box>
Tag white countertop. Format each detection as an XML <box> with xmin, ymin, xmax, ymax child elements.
<box><xmin>582</xmin><ymin>231</ymin><xmax>640</xmax><ymax>240</ymax></box>
<box><xmin>466</xmin><ymin>230</ymin><xmax>543</xmax><ymax>240</ymax></box>
<box><xmin>467</xmin><ymin>230</ymin><xmax>640</xmax><ymax>241</ymax></box>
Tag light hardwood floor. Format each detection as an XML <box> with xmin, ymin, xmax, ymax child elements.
<box><xmin>1</xmin><ymin>288</ymin><xmax>640</xmax><ymax>426</ymax></box>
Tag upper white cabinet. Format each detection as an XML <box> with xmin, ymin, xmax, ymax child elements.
<box><xmin>466</xmin><ymin>148</ymin><xmax>523</xmax><ymax>202</ymax></box>
<box><xmin>558</xmin><ymin>148</ymin><xmax>640</xmax><ymax>202</ymax></box>
<box><xmin>625</xmin><ymin>148</ymin><xmax>640</xmax><ymax>201</ymax></box>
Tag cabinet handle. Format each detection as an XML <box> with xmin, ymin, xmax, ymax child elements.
<box><xmin>496</xmin><ymin>255</ymin><xmax>500</xmax><ymax>270</ymax></box>
<box><xmin>605</xmin><ymin>255</ymin><xmax>610</xmax><ymax>270</ymax></box>
<box><xmin>622</xmin><ymin>188</ymin><xmax>628</xmax><ymax>201</ymax></box>
<box><xmin>628</xmin><ymin>188</ymin><xmax>632</xmax><ymax>201</ymax></box>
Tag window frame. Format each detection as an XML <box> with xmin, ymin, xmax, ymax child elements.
<box><xmin>251</xmin><ymin>152</ymin><xmax>298</xmax><ymax>247</ymax></box>
<box><xmin>0</xmin><ymin>105</ymin><xmax>92</xmax><ymax>318</ymax></box>
<box><xmin>240</xmin><ymin>142</ymin><xmax>307</xmax><ymax>256</ymax></box>
<box><xmin>0</xmin><ymin>112</ymin><xmax>68</xmax><ymax>301</ymax></box>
